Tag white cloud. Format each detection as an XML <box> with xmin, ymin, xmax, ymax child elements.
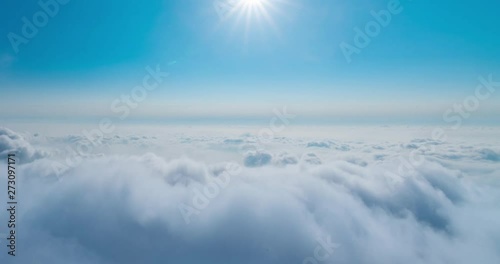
<box><xmin>0</xmin><ymin>127</ymin><xmax>46</xmax><ymax>163</ymax></box>
<box><xmin>1</xmin><ymin>125</ymin><xmax>500</xmax><ymax>264</ymax></box>
<box><xmin>244</xmin><ymin>151</ymin><xmax>273</xmax><ymax>167</ymax></box>
<box><xmin>478</xmin><ymin>148</ymin><xmax>500</xmax><ymax>162</ymax></box>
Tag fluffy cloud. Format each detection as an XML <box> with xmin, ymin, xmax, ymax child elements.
<box><xmin>2</xmin><ymin>126</ymin><xmax>500</xmax><ymax>264</ymax></box>
<box><xmin>0</xmin><ymin>127</ymin><xmax>46</xmax><ymax>163</ymax></box>
<box><xmin>301</xmin><ymin>152</ymin><xmax>322</xmax><ymax>165</ymax></box>
<box><xmin>273</xmin><ymin>152</ymin><xmax>299</xmax><ymax>166</ymax></box>
<box><xmin>478</xmin><ymin>148</ymin><xmax>500</xmax><ymax>161</ymax></box>
<box><xmin>307</xmin><ymin>141</ymin><xmax>331</xmax><ymax>148</ymax></box>
<box><xmin>307</xmin><ymin>141</ymin><xmax>351</xmax><ymax>151</ymax></box>
<box><xmin>244</xmin><ymin>151</ymin><xmax>273</xmax><ymax>167</ymax></box>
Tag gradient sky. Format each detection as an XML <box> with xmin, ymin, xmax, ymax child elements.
<box><xmin>1</xmin><ymin>0</ymin><xmax>499</xmax><ymax>123</ymax></box>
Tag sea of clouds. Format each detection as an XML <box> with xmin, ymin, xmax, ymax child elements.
<box><xmin>0</xmin><ymin>124</ymin><xmax>499</xmax><ymax>264</ymax></box>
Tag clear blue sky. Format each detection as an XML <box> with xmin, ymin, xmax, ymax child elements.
<box><xmin>1</xmin><ymin>0</ymin><xmax>499</xmax><ymax>123</ymax></box>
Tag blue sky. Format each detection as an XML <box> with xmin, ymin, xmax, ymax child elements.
<box><xmin>1</xmin><ymin>0</ymin><xmax>499</xmax><ymax>123</ymax></box>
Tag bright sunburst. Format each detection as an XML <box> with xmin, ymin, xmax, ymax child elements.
<box><xmin>232</xmin><ymin>0</ymin><xmax>274</xmax><ymax>20</ymax></box>
<box><xmin>216</xmin><ymin>0</ymin><xmax>285</xmax><ymax>46</ymax></box>
<box><xmin>242</xmin><ymin>0</ymin><xmax>266</xmax><ymax>7</ymax></box>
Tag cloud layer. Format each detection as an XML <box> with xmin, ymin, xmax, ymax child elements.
<box><xmin>1</xmin><ymin>125</ymin><xmax>500</xmax><ymax>264</ymax></box>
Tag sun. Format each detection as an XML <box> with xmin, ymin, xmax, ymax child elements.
<box><xmin>242</xmin><ymin>0</ymin><xmax>265</xmax><ymax>7</ymax></box>
<box><xmin>220</xmin><ymin>0</ymin><xmax>279</xmax><ymax>29</ymax></box>
<box><xmin>217</xmin><ymin>0</ymin><xmax>277</xmax><ymax>24</ymax></box>
<box><xmin>216</xmin><ymin>0</ymin><xmax>286</xmax><ymax>48</ymax></box>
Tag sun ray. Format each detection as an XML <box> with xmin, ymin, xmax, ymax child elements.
<box><xmin>218</xmin><ymin>0</ymin><xmax>286</xmax><ymax>41</ymax></box>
